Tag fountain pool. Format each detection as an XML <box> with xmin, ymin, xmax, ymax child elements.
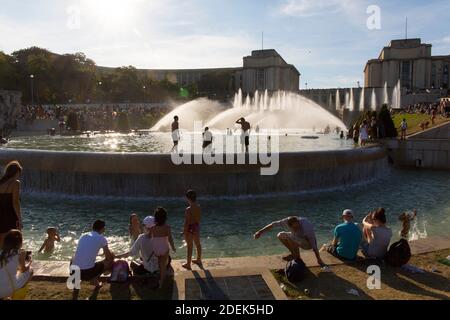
<box><xmin>5</xmin><ymin>130</ymin><xmax>354</xmax><ymax>153</ymax></box>
<box><xmin>21</xmin><ymin>169</ymin><xmax>450</xmax><ymax>261</ymax></box>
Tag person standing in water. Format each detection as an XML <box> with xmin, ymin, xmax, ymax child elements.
<box><xmin>171</xmin><ymin>116</ymin><xmax>180</xmax><ymax>152</ymax></box>
<box><xmin>182</xmin><ymin>190</ymin><xmax>202</xmax><ymax>270</ymax></box>
<box><xmin>236</xmin><ymin>117</ymin><xmax>251</xmax><ymax>153</ymax></box>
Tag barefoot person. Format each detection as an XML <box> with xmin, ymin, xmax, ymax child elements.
<box><xmin>151</xmin><ymin>207</ymin><xmax>176</xmax><ymax>288</ymax></box>
<box><xmin>0</xmin><ymin>161</ymin><xmax>23</xmax><ymax>248</ymax></box>
<box><xmin>71</xmin><ymin>220</ymin><xmax>115</xmax><ymax>287</ymax></box>
<box><xmin>171</xmin><ymin>116</ymin><xmax>180</xmax><ymax>152</ymax></box>
<box><xmin>321</xmin><ymin>209</ymin><xmax>362</xmax><ymax>261</ymax></box>
<box><xmin>254</xmin><ymin>216</ymin><xmax>325</xmax><ymax>267</ymax></box>
<box><xmin>182</xmin><ymin>190</ymin><xmax>202</xmax><ymax>270</ymax></box>
<box><xmin>38</xmin><ymin>227</ymin><xmax>61</xmax><ymax>254</ymax></box>
<box><xmin>236</xmin><ymin>117</ymin><xmax>251</xmax><ymax>153</ymax></box>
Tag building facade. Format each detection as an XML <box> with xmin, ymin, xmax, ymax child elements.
<box><xmin>364</xmin><ymin>38</ymin><xmax>450</xmax><ymax>90</ymax></box>
<box><xmin>237</xmin><ymin>49</ymin><xmax>300</xmax><ymax>93</ymax></box>
<box><xmin>99</xmin><ymin>49</ymin><xmax>300</xmax><ymax>94</ymax></box>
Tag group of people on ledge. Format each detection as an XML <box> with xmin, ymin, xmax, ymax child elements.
<box><xmin>254</xmin><ymin>208</ymin><xmax>393</xmax><ymax>267</ymax></box>
<box><xmin>69</xmin><ymin>189</ymin><xmax>202</xmax><ymax>290</ymax></box>
<box><xmin>1</xmin><ymin>159</ymin><xmax>401</xmax><ymax>299</ymax></box>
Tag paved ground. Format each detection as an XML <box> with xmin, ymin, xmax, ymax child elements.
<box><xmin>31</xmin><ymin>236</ymin><xmax>450</xmax><ymax>300</ymax></box>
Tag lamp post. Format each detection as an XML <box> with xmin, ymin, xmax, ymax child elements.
<box><xmin>98</xmin><ymin>81</ymin><xmax>103</xmax><ymax>103</ymax></box>
<box><xmin>30</xmin><ymin>74</ymin><xmax>34</xmax><ymax>106</ymax></box>
<box><xmin>142</xmin><ymin>85</ymin><xmax>146</xmax><ymax>103</ymax></box>
<box><xmin>305</xmin><ymin>82</ymin><xmax>308</xmax><ymax>90</ymax></box>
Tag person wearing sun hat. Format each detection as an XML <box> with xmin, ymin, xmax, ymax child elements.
<box><xmin>116</xmin><ymin>216</ymin><xmax>158</xmax><ymax>275</ymax></box>
<box><xmin>321</xmin><ymin>209</ymin><xmax>362</xmax><ymax>261</ymax></box>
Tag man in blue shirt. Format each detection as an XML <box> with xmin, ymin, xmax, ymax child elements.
<box><xmin>322</xmin><ymin>209</ymin><xmax>362</xmax><ymax>261</ymax></box>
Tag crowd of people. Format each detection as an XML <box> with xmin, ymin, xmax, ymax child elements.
<box><xmin>400</xmin><ymin>99</ymin><xmax>450</xmax><ymax>118</ymax></box>
<box><xmin>15</xmin><ymin>104</ymin><xmax>169</xmax><ymax>132</ymax></box>
<box><xmin>0</xmin><ymin>159</ymin><xmax>417</xmax><ymax>300</ymax></box>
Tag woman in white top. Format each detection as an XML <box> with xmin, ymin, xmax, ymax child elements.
<box><xmin>359</xmin><ymin>120</ymin><xmax>369</xmax><ymax>146</ymax></box>
<box><xmin>0</xmin><ymin>230</ymin><xmax>33</xmax><ymax>299</ymax></box>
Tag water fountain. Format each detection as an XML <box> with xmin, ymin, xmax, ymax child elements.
<box><xmin>206</xmin><ymin>90</ymin><xmax>346</xmax><ymax>130</ymax></box>
<box><xmin>359</xmin><ymin>87</ymin><xmax>365</xmax><ymax>111</ymax></box>
<box><xmin>370</xmin><ymin>88</ymin><xmax>377</xmax><ymax>110</ymax></box>
<box><xmin>383</xmin><ymin>82</ymin><xmax>389</xmax><ymax>105</ymax></box>
<box><xmin>349</xmin><ymin>88</ymin><xmax>355</xmax><ymax>111</ymax></box>
<box><xmin>335</xmin><ymin>89</ymin><xmax>341</xmax><ymax>110</ymax></box>
<box><xmin>2</xmin><ymin>89</ymin><xmax>388</xmax><ymax>197</ymax></box>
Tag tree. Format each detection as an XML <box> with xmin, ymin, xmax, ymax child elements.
<box><xmin>378</xmin><ymin>104</ymin><xmax>398</xmax><ymax>138</ymax></box>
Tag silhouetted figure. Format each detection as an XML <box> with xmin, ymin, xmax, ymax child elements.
<box><xmin>202</xmin><ymin>127</ymin><xmax>213</xmax><ymax>152</ymax></box>
<box><xmin>171</xmin><ymin>116</ymin><xmax>180</xmax><ymax>152</ymax></box>
<box><xmin>236</xmin><ymin>117</ymin><xmax>251</xmax><ymax>153</ymax></box>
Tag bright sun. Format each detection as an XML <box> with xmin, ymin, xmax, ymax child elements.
<box><xmin>84</xmin><ymin>0</ymin><xmax>140</xmax><ymax>29</ymax></box>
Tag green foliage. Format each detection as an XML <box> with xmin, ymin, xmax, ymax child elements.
<box><xmin>0</xmin><ymin>47</ymin><xmax>189</xmax><ymax>104</ymax></box>
<box><xmin>378</xmin><ymin>104</ymin><xmax>398</xmax><ymax>138</ymax></box>
<box><xmin>197</xmin><ymin>70</ymin><xmax>234</xmax><ymax>98</ymax></box>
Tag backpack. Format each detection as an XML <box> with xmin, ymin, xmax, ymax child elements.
<box><xmin>110</xmin><ymin>260</ymin><xmax>131</xmax><ymax>283</ymax></box>
<box><xmin>384</xmin><ymin>239</ymin><xmax>411</xmax><ymax>267</ymax></box>
<box><xmin>285</xmin><ymin>258</ymin><xmax>307</xmax><ymax>283</ymax></box>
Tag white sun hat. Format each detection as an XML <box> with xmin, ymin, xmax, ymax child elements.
<box><xmin>143</xmin><ymin>216</ymin><xmax>155</xmax><ymax>228</ymax></box>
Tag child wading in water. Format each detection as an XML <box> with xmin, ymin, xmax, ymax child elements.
<box><xmin>129</xmin><ymin>213</ymin><xmax>142</xmax><ymax>243</ymax></box>
<box><xmin>38</xmin><ymin>227</ymin><xmax>61</xmax><ymax>254</ymax></box>
<box><xmin>151</xmin><ymin>207</ymin><xmax>176</xmax><ymax>288</ymax></box>
<box><xmin>182</xmin><ymin>190</ymin><xmax>202</xmax><ymax>270</ymax></box>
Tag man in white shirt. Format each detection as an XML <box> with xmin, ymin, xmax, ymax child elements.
<box><xmin>71</xmin><ymin>220</ymin><xmax>115</xmax><ymax>287</ymax></box>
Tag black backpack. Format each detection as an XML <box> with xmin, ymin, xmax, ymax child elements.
<box><xmin>285</xmin><ymin>258</ymin><xmax>307</xmax><ymax>283</ymax></box>
<box><xmin>384</xmin><ymin>239</ymin><xmax>411</xmax><ymax>267</ymax></box>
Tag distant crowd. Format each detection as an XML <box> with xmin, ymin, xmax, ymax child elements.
<box><xmin>0</xmin><ymin>160</ymin><xmax>417</xmax><ymax>300</ymax></box>
<box><xmin>16</xmin><ymin>104</ymin><xmax>169</xmax><ymax>132</ymax></box>
<box><xmin>398</xmin><ymin>99</ymin><xmax>450</xmax><ymax>118</ymax></box>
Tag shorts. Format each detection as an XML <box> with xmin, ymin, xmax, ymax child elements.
<box><xmin>323</xmin><ymin>243</ymin><xmax>347</xmax><ymax>260</ymax></box>
<box><xmin>278</xmin><ymin>232</ymin><xmax>312</xmax><ymax>250</ymax></box>
<box><xmin>80</xmin><ymin>261</ymin><xmax>105</xmax><ymax>281</ymax></box>
<box><xmin>202</xmin><ymin>141</ymin><xmax>212</xmax><ymax>149</ymax></box>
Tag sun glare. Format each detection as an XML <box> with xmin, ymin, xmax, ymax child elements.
<box><xmin>84</xmin><ymin>0</ymin><xmax>141</xmax><ymax>29</ymax></box>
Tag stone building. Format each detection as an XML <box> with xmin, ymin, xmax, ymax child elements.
<box><xmin>364</xmin><ymin>38</ymin><xmax>450</xmax><ymax>90</ymax></box>
<box><xmin>99</xmin><ymin>49</ymin><xmax>300</xmax><ymax>94</ymax></box>
<box><xmin>236</xmin><ymin>49</ymin><xmax>300</xmax><ymax>93</ymax></box>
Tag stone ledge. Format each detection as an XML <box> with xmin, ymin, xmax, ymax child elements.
<box><xmin>31</xmin><ymin>235</ymin><xmax>450</xmax><ymax>279</ymax></box>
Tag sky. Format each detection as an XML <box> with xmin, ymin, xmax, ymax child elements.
<box><xmin>1</xmin><ymin>0</ymin><xmax>449</xmax><ymax>88</ymax></box>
